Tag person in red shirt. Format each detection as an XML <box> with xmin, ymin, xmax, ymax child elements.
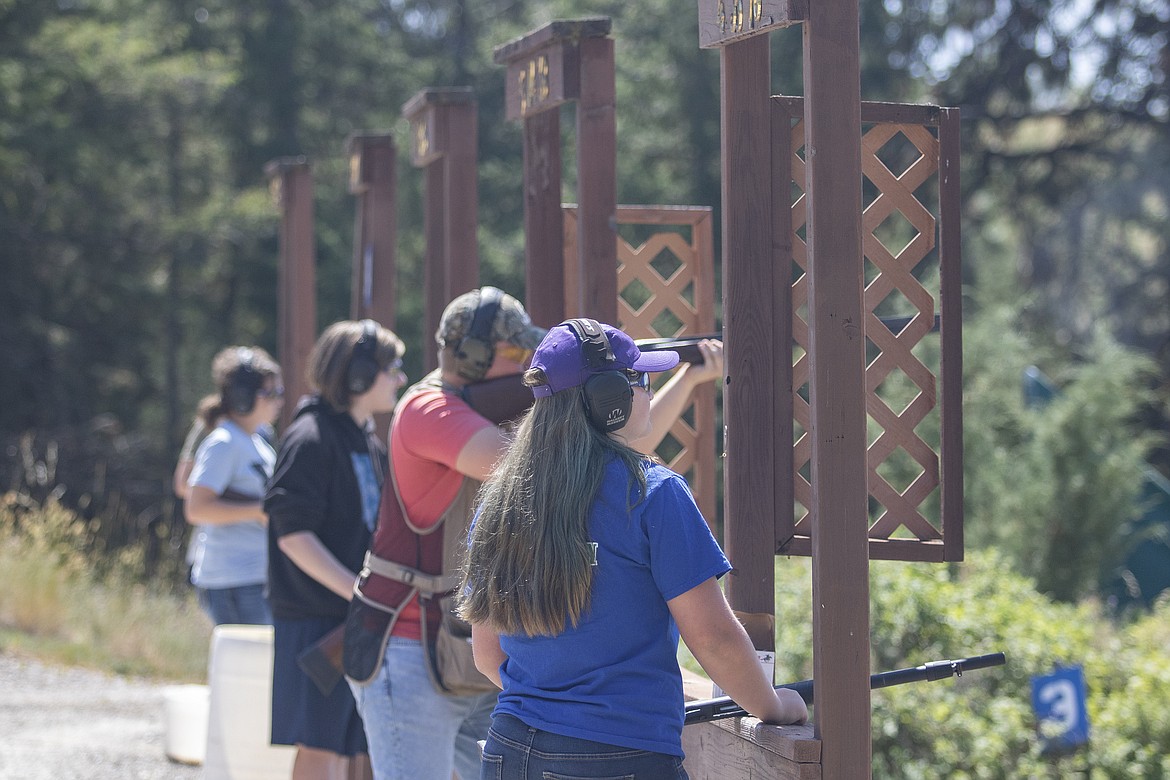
<box><xmin>346</xmin><ymin>288</ymin><xmax>724</xmax><ymax>780</ymax></box>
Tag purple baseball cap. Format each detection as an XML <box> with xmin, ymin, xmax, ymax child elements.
<box><xmin>530</xmin><ymin>321</ymin><xmax>680</xmax><ymax>398</ymax></box>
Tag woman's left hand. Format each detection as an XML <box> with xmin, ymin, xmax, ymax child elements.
<box><xmin>682</xmin><ymin>339</ymin><xmax>724</xmax><ymax>386</ymax></box>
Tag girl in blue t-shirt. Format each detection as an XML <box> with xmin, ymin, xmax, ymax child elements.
<box><xmin>185</xmin><ymin>345</ymin><xmax>283</xmax><ymax>626</ymax></box>
<box><xmin>460</xmin><ymin>320</ymin><xmax>807</xmax><ymax>779</ymax></box>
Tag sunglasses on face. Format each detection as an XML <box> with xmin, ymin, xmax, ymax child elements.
<box><xmin>496</xmin><ymin>343</ymin><xmax>534</xmax><ymax>366</ymax></box>
<box><xmin>624</xmin><ymin>369</ymin><xmax>651</xmax><ymax>392</ymax></box>
<box><xmin>256</xmin><ymin>386</ymin><xmax>285</xmax><ymax>399</ymax></box>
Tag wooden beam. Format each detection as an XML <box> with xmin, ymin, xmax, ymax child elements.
<box><xmin>939</xmin><ymin>107</ymin><xmax>965</xmax><ymax>563</ymax></box>
<box><xmin>803</xmin><ymin>1</ymin><xmax>871</xmax><ymax>775</ymax></box>
<box><xmin>345</xmin><ymin>133</ymin><xmax>397</xmax><ymax>327</ymax></box>
<box><xmin>719</xmin><ymin>35</ymin><xmax>777</xmax><ymax>633</ymax></box>
<box><xmin>572</xmin><ymin>34</ymin><xmax>617</xmax><ymax>324</ymax></box>
<box><xmin>404</xmin><ymin>88</ymin><xmax>480</xmax><ymax>370</ymax></box>
<box><xmin>264</xmin><ymin>157</ymin><xmax>317</xmax><ymax>431</ymax></box>
<box><xmin>520</xmin><ymin>109</ymin><xmax>565</xmax><ymax>328</ymax></box>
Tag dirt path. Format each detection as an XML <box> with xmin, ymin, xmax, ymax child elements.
<box><xmin>0</xmin><ymin>651</ymin><xmax>202</xmax><ymax>780</ymax></box>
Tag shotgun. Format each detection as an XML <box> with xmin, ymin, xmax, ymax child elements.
<box><xmin>462</xmin><ymin>334</ymin><xmax>720</xmax><ymax>425</ymax></box>
<box><xmin>684</xmin><ymin>652</ymin><xmax>1006</xmax><ymax>725</ymax></box>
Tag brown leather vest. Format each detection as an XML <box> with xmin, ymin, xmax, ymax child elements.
<box><xmin>353</xmin><ymin>376</ymin><xmax>482</xmax><ymax>626</ymax></box>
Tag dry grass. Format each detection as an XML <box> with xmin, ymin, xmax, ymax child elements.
<box><xmin>0</xmin><ymin>494</ymin><xmax>211</xmax><ymax>681</ymax></box>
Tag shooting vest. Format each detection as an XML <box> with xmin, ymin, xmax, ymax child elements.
<box><xmin>353</xmin><ymin>375</ymin><xmax>482</xmax><ymax>635</ymax></box>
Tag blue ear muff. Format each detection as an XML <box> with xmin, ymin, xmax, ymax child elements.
<box><xmin>563</xmin><ymin>319</ymin><xmax>632</xmax><ymax>432</ymax></box>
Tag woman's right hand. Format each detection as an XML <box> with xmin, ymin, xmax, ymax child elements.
<box><xmin>764</xmin><ymin>687</ymin><xmax>809</xmax><ymax>726</ymax></box>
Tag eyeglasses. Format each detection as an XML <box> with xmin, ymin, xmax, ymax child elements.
<box><xmin>256</xmin><ymin>386</ymin><xmax>285</xmax><ymax>400</ymax></box>
<box><xmin>381</xmin><ymin>358</ymin><xmax>405</xmax><ymax>376</ymax></box>
<box><xmin>497</xmin><ymin>343</ymin><xmax>534</xmax><ymax>367</ymax></box>
<box><xmin>625</xmin><ymin>369</ymin><xmax>651</xmax><ymax>392</ymax></box>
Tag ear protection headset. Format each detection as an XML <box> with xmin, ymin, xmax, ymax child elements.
<box><xmin>453</xmin><ymin>286</ymin><xmax>504</xmax><ymax>382</ymax></box>
<box><xmin>346</xmin><ymin>319</ymin><xmax>381</xmax><ymax>395</ymax></box>
<box><xmin>564</xmin><ymin>318</ymin><xmax>633</xmax><ymax>433</ymax></box>
<box><xmin>224</xmin><ymin>347</ymin><xmax>263</xmax><ymax>415</ymax></box>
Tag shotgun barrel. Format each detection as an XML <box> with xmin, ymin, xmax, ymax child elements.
<box><xmin>683</xmin><ymin>652</ymin><xmax>1006</xmax><ymax>725</ymax></box>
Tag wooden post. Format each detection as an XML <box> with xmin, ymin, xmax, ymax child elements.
<box><xmin>494</xmin><ymin>18</ymin><xmax>616</xmax><ymax>326</ymax></box>
<box><xmin>803</xmin><ymin>1</ymin><xmax>871</xmax><ymax>774</ymax></box>
<box><xmin>573</xmin><ymin>33</ymin><xmax>617</xmax><ymax>323</ymax></box>
<box><xmin>521</xmin><ymin>109</ymin><xmax>564</xmax><ymax>326</ymax></box>
<box><xmin>264</xmin><ymin>157</ymin><xmax>317</xmax><ymax>430</ymax></box>
<box><xmin>719</xmin><ymin>35</ymin><xmax>779</xmax><ymax>647</ymax></box>
<box><xmin>403</xmin><ymin>88</ymin><xmax>479</xmax><ymax>370</ymax></box>
<box><xmin>346</xmin><ymin>133</ymin><xmax>397</xmax><ymax>326</ymax></box>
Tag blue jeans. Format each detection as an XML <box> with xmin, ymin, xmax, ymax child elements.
<box><xmin>196</xmin><ymin>583</ymin><xmax>271</xmax><ymax>626</ymax></box>
<box><xmin>481</xmin><ymin>714</ymin><xmax>689</xmax><ymax>780</ymax></box>
<box><xmin>349</xmin><ymin>636</ymin><xmax>496</xmax><ymax>780</ymax></box>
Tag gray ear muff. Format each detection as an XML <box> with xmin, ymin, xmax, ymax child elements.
<box><xmin>347</xmin><ymin>320</ymin><xmax>381</xmax><ymax>395</ymax></box>
<box><xmin>454</xmin><ymin>287</ymin><xmax>504</xmax><ymax>382</ymax></box>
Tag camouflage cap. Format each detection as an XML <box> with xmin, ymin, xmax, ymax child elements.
<box><xmin>436</xmin><ymin>287</ymin><xmax>547</xmax><ymax>351</ymax></box>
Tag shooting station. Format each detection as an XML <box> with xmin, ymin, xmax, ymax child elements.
<box><xmin>686</xmin><ymin>0</ymin><xmax>965</xmax><ymax>776</ymax></box>
<box><xmin>264</xmin><ymin>4</ymin><xmax>971</xmax><ymax>776</ymax></box>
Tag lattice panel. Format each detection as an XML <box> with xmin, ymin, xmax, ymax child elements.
<box><xmin>775</xmin><ymin>98</ymin><xmax>963</xmax><ymax>562</ymax></box>
<box><xmin>564</xmin><ymin>206</ymin><xmax>718</xmax><ymax>527</ymax></box>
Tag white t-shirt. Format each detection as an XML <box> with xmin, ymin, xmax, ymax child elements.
<box><xmin>187</xmin><ymin>420</ymin><xmax>273</xmax><ymax>589</ymax></box>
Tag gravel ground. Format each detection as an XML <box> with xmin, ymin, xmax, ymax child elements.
<box><xmin>0</xmin><ymin>652</ymin><xmax>203</xmax><ymax>780</ymax></box>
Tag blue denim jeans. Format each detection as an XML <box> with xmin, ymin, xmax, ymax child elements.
<box><xmin>480</xmin><ymin>713</ymin><xmax>689</xmax><ymax>780</ymax></box>
<box><xmin>196</xmin><ymin>583</ymin><xmax>271</xmax><ymax>626</ymax></box>
<box><xmin>349</xmin><ymin>636</ymin><xmax>496</xmax><ymax>780</ymax></box>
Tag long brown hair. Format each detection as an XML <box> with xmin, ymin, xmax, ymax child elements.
<box><xmin>458</xmin><ymin>369</ymin><xmax>648</xmax><ymax>637</ymax></box>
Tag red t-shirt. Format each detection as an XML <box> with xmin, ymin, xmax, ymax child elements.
<box><xmin>387</xmin><ymin>382</ymin><xmax>493</xmax><ymax>637</ymax></box>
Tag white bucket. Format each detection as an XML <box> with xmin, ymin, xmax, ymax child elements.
<box><xmin>162</xmin><ymin>684</ymin><xmax>209</xmax><ymax>765</ymax></box>
<box><xmin>203</xmin><ymin>624</ymin><xmax>296</xmax><ymax>780</ymax></box>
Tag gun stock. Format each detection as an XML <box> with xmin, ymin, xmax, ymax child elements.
<box><xmin>459</xmin><ymin>373</ymin><xmax>532</xmax><ymax>426</ymax></box>
<box><xmin>684</xmin><ymin>652</ymin><xmax>1006</xmax><ymax>725</ymax></box>
<box><xmin>296</xmin><ymin>623</ymin><xmax>347</xmax><ymax>696</ymax></box>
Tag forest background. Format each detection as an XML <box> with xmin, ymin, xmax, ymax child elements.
<box><xmin>1</xmin><ymin>0</ymin><xmax>1169</xmax><ymax>774</ymax></box>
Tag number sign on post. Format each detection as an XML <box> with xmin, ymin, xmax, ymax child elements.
<box><xmin>494</xmin><ymin>18</ymin><xmax>617</xmax><ymax>327</ymax></box>
<box><xmin>1032</xmin><ymin>666</ymin><xmax>1090</xmax><ymax>755</ymax></box>
<box><xmin>697</xmin><ymin>0</ymin><xmax>806</xmax><ymax>48</ymax></box>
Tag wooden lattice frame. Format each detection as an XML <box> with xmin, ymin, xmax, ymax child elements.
<box><xmin>775</xmin><ymin>98</ymin><xmax>964</xmax><ymax>562</ymax></box>
<box><xmin>564</xmin><ymin>205</ymin><xmax>718</xmax><ymax>526</ymax></box>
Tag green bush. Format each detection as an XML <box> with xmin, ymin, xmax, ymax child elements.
<box><xmin>770</xmin><ymin>551</ymin><xmax>1170</xmax><ymax>778</ymax></box>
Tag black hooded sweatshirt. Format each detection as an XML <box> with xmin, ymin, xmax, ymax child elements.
<box><xmin>264</xmin><ymin>395</ymin><xmax>387</xmax><ymax>621</ymax></box>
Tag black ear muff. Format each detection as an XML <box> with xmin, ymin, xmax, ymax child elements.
<box><xmin>582</xmin><ymin>371</ymin><xmax>634</xmax><ymax>432</ymax></box>
<box><xmin>454</xmin><ymin>286</ymin><xmax>503</xmax><ymax>382</ymax></box>
<box><xmin>347</xmin><ymin>320</ymin><xmax>381</xmax><ymax>395</ymax></box>
<box><xmin>563</xmin><ymin>318</ymin><xmax>632</xmax><ymax>432</ymax></box>
<box><xmin>225</xmin><ymin>348</ymin><xmax>262</xmax><ymax>415</ymax></box>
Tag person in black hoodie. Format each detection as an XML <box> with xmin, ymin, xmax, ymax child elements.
<box><xmin>265</xmin><ymin>319</ymin><xmax>406</xmax><ymax>780</ymax></box>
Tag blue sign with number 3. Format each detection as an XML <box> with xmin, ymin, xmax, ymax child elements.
<box><xmin>1032</xmin><ymin>665</ymin><xmax>1090</xmax><ymax>754</ymax></box>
